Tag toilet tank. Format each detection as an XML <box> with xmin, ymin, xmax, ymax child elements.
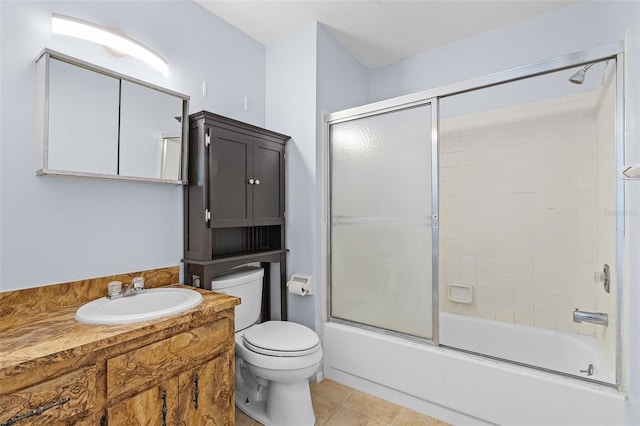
<box><xmin>211</xmin><ymin>266</ymin><xmax>264</xmax><ymax>332</ymax></box>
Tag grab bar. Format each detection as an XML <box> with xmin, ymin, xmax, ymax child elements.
<box><xmin>573</xmin><ymin>309</ymin><xmax>608</xmax><ymax>326</ymax></box>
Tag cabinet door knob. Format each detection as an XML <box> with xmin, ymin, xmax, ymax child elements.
<box><xmin>248</xmin><ymin>179</ymin><xmax>255</xmax><ymax>185</ymax></box>
<box><xmin>255</xmin><ymin>179</ymin><xmax>260</xmax><ymax>185</ymax></box>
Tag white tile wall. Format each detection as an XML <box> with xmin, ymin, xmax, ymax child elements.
<box><xmin>439</xmin><ymin>89</ymin><xmax>614</xmax><ymax>337</ymax></box>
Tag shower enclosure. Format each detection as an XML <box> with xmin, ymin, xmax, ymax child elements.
<box><xmin>327</xmin><ymin>43</ymin><xmax>624</xmax><ymax>387</ymax></box>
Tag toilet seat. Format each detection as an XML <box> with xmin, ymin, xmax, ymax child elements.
<box><xmin>243</xmin><ymin>321</ymin><xmax>320</xmax><ymax>357</ymax></box>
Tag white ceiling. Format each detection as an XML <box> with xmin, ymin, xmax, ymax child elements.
<box><xmin>195</xmin><ymin>0</ymin><xmax>580</xmax><ymax>68</ymax></box>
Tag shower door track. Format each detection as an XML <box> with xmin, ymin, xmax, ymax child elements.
<box><xmin>440</xmin><ymin>345</ymin><xmax>618</xmax><ymax>389</ymax></box>
<box><xmin>327</xmin><ymin>42</ymin><xmax>622</xmax><ymax>123</ymax></box>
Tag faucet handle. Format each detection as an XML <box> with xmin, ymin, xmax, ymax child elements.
<box><xmin>132</xmin><ymin>277</ymin><xmax>145</xmax><ymax>290</ymax></box>
<box><xmin>108</xmin><ymin>281</ymin><xmax>123</xmax><ymax>296</ymax></box>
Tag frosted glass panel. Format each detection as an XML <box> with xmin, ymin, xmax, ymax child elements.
<box><xmin>330</xmin><ymin>105</ymin><xmax>433</xmax><ymax>339</ymax></box>
<box><xmin>331</xmin><ymin>109</ymin><xmax>431</xmax><ymax>220</ymax></box>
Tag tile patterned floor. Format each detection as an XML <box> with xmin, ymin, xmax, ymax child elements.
<box><xmin>235</xmin><ymin>378</ymin><xmax>451</xmax><ymax>425</ymax></box>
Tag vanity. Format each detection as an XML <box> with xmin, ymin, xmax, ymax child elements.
<box><xmin>0</xmin><ymin>267</ymin><xmax>239</xmax><ymax>425</ymax></box>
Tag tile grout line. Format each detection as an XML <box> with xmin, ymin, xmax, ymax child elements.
<box><xmin>328</xmin><ymin>389</ymin><xmax>355</xmax><ymax>424</ymax></box>
<box><xmin>389</xmin><ymin>407</ymin><xmax>403</xmax><ymax>426</ymax></box>
<box><xmin>320</xmin><ymin>401</ymin><xmax>342</xmax><ymax>425</ymax></box>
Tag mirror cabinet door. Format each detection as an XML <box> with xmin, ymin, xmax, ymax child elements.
<box><xmin>119</xmin><ymin>81</ymin><xmax>184</xmax><ymax>180</ymax></box>
<box><xmin>48</xmin><ymin>58</ymin><xmax>120</xmax><ymax>175</ymax></box>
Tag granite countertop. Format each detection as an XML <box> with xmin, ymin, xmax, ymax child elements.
<box><xmin>0</xmin><ymin>284</ymin><xmax>239</xmax><ymax>380</ymax></box>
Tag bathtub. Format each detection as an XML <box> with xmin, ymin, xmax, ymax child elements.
<box><xmin>323</xmin><ymin>314</ymin><xmax>626</xmax><ymax>426</ymax></box>
<box><xmin>439</xmin><ymin>312</ymin><xmax>615</xmax><ymax>384</ymax></box>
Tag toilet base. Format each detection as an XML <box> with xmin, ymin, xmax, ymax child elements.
<box><xmin>236</xmin><ymin>391</ymin><xmax>268</xmax><ymax>424</ymax></box>
<box><xmin>236</xmin><ymin>379</ymin><xmax>316</xmax><ymax>426</ymax></box>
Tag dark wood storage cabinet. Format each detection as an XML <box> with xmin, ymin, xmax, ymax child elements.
<box><xmin>183</xmin><ymin>111</ymin><xmax>289</xmax><ymax>319</ymax></box>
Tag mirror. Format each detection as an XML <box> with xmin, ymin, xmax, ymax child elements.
<box><xmin>47</xmin><ymin>57</ymin><xmax>120</xmax><ymax>175</ymax></box>
<box><xmin>119</xmin><ymin>80</ymin><xmax>184</xmax><ymax>179</ymax></box>
<box><xmin>36</xmin><ymin>49</ymin><xmax>189</xmax><ymax>184</ymax></box>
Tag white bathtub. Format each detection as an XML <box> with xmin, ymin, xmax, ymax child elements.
<box><xmin>439</xmin><ymin>312</ymin><xmax>615</xmax><ymax>384</ymax></box>
<box><xmin>323</xmin><ymin>315</ymin><xmax>626</xmax><ymax>426</ymax></box>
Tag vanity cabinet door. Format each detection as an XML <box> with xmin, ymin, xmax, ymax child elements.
<box><xmin>178</xmin><ymin>350</ymin><xmax>234</xmax><ymax>425</ymax></box>
<box><xmin>105</xmin><ymin>319</ymin><xmax>233</xmax><ymax>425</ymax></box>
<box><xmin>106</xmin><ymin>320</ymin><xmax>230</xmax><ymax>398</ymax></box>
<box><xmin>106</xmin><ymin>377</ymin><xmax>179</xmax><ymax>426</ymax></box>
<box><xmin>0</xmin><ymin>365</ymin><xmax>96</xmax><ymax>425</ymax></box>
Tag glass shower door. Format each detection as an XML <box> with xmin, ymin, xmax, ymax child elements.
<box><xmin>329</xmin><ymin>103</ymin><xmax>435</xmax><ymax>340</ymax></box>
<box><xmin>437</xmin><ymin>60</ymin><xmax>619</xmax><ymax>384</ymax></box>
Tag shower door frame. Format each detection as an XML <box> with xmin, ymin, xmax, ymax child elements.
<box><xmin>325</xmin><ymin>42</ymin><xmax>625</xmax><ymax>387</ymax></box>
<box><xmin>326</xmin><ymin>99</ymin><xmax>441</xmax><ymax>345</ymax></box>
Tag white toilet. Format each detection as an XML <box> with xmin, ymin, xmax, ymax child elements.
<box><xmin>211</xmin><ymin>266</ymin><xmax>322</xmax><ymax>426</ymax></box>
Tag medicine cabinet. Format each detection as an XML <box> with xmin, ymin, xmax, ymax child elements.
<box><xmin>36</xmin><ymin>49</ymin><xmax>189</xmax><ymax>184</ymax></box>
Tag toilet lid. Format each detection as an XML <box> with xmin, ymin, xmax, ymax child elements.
<box><xmin>243</xmin><ymin>321</ymin><xmax>320</xmax><ymax>357</ymax></box>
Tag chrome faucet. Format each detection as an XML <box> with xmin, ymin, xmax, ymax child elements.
<box><xmin>121</xmin><ymin>281</ymin><xmax>142</xmax><ymax>297</ymax></box>
<box><xmin>107</xmin><ymin>277</ymin><xmax>145</xmax><ymax>299</ymax></box>
<box><xmin>573</xmin><ymin>308</ymin><xmax>608</xmax><ymax>326</ymax></box>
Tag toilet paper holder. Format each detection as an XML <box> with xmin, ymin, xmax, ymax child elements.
<box><xmin>287</xmin><ymin>274</ymin><xmax>313</xmax><ymax>296</ymax></box>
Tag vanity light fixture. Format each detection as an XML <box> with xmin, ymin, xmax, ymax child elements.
<box><xmin>51</xmin><ymin>13</ymin><xmax>168</xmax><ymax>75</ymax></box>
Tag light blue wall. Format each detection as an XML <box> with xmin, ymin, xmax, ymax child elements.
<box><xmin>265</xmin><ymin>23</ymin><xmax>318</xmax><ymax>331</ymax></box>
<box><xmin>0</xmin><ymin>0</ymin><xmax>265</xmax><ymax>291</ymax></box>
<box><xmin>265</xmin><ymin>22</ymin><xmax>368</xmax><ymax>331</ymax></box>
<box><xmin>317</xmin><ymin>25</ymin><xmax>369</xmax><ymax>114</ymax></box>
<box><xmin>369</xmin><ymin>2</ymin><xmax>605</xmax><ymax>102</ymax></box>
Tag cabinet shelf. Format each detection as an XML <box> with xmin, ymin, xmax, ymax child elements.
<box><xmin>184</xmin><ymin>249</ymin><xmax>287</xmax><ymax>265</ymax></box>
<box><xmin>212</xmin><ymin>225</ymin><xmax>282</xmax><ymax>256</ymax></box>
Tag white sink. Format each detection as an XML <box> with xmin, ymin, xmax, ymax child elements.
<box><xmin>75</xmin><ymin>288</ymin><xmax>203</xmax><ymax>325</ymax></box>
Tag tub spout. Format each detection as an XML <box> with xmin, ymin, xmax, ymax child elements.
<box><xmin>573</xmin><ymin>308</ymin><xmax>608</xmax><ymax>326</ymax></box>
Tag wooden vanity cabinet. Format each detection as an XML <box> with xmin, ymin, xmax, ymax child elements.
<box><xmin>105</xmin><ymin>318</ymin><xmax>234</xmax><ymax>426</ymax></box>
<box><xmin>0</xmin><ymin>270</ymin><xmax>238</xmax><ymax>426</ymax></box>
<box><xmin>107</xmin><ymin>351</ymin><xmax>233</xmax><ymax>426</ymax></box>
<box><xmin>0</xmin><ymin>308</ymin><xmax>235</xmax><ymax>426</ymax></box>
<box><xmin>184</xmin><ymin>111</ymin><xmax>290</xmax><ymax>319</ymax></box>
<box><xmin>107</xmin><ymin>355</ymin><xmax>233</xmax><ymax>426</ymax></box>
<box><xmin>105</xmin><ymin>351</ymin><xmax>233</xmax><ymax>426</ymax></box>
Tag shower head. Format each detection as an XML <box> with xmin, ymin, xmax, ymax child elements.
<box><xmin>569</xmin><ymin>63</ymin><xmax>594</xmax><ymax>84</ymax></box>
